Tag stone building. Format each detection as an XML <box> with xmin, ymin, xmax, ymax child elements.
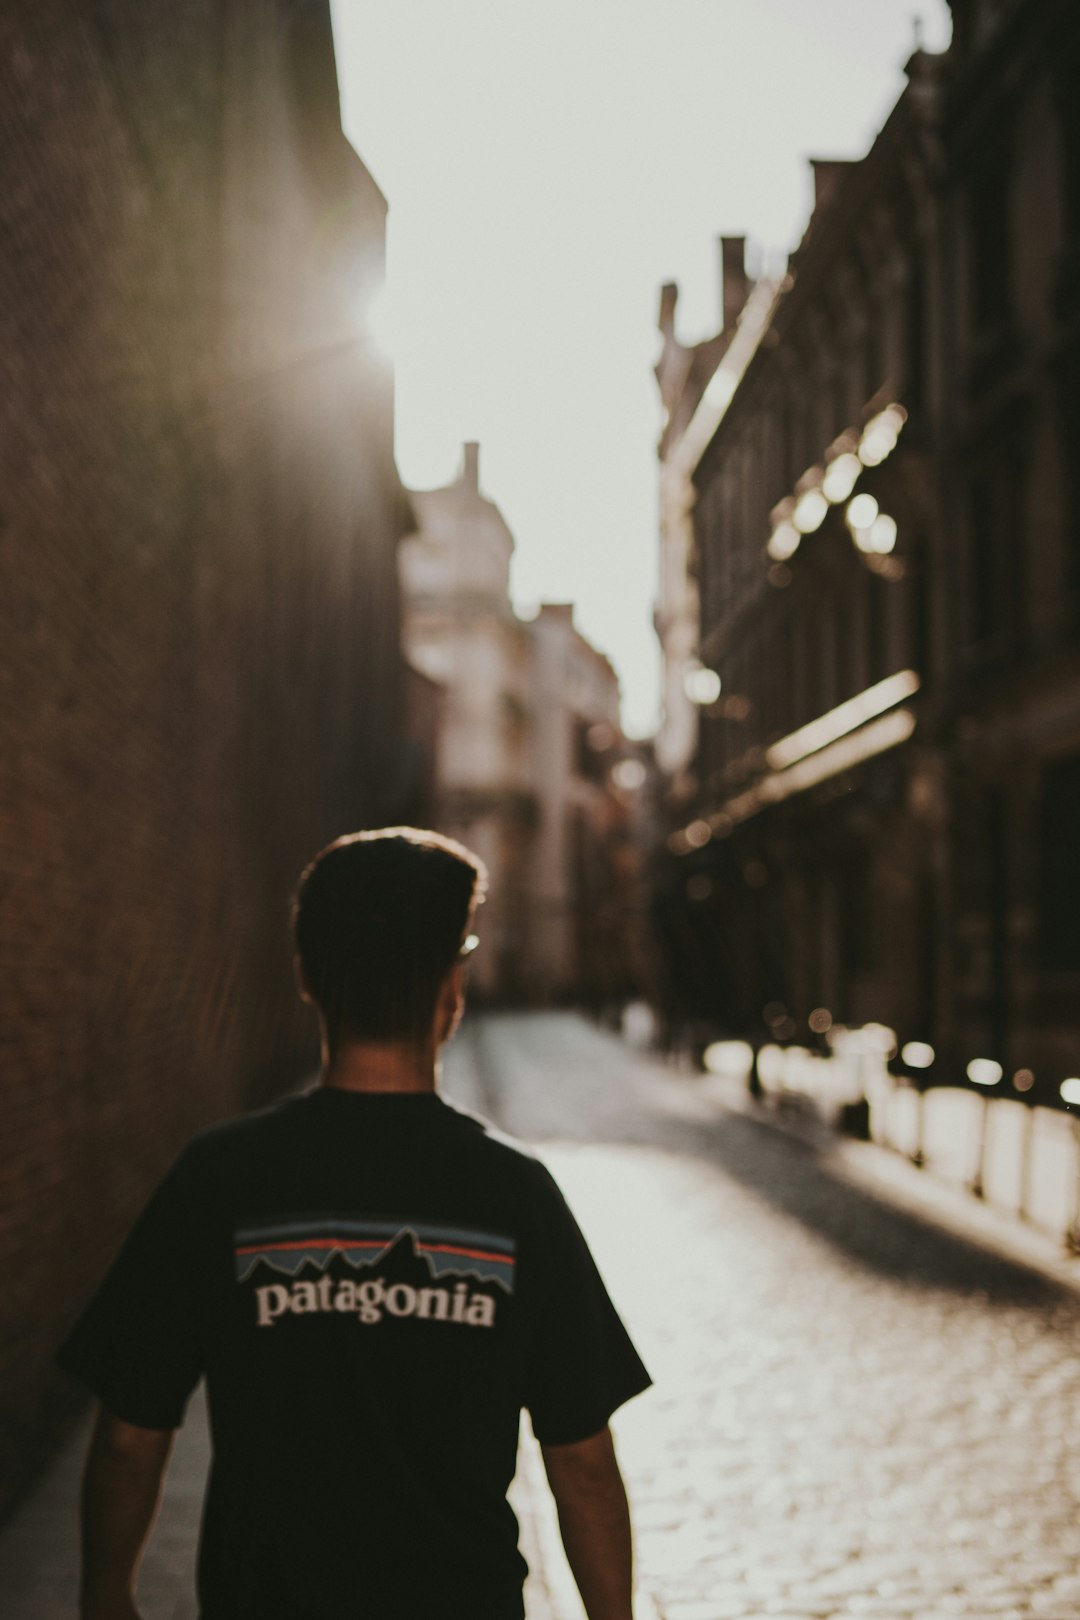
<box><xmin>654</xmin><ymin>48</ymin><xmax>946</xmax><ymax>1048</ymax></box>
<box><xmin>653</xmin><ymin>239</ymin><xmax>751</xmax><ymax>792</ymax></box>
<box><xmin>933</xmin><ymin>0</ymin><xmax>1080</xmax><ymax>1093</ymax></box>
<box><xmin>400</xmin><ymin>444</ymin><xmax>535</xmax><ymax>1000</ymax></box>
<box><xmin>0</xmin><ymin>0</ymin><xmax>416</xmax><ymax>1511</ymax></box>
<box><xmin>400</xmin><ymin>446</ymin><xmax>640</xmax><ymax>1006</ymax></box>
<box><xmin>529</xmin><ymin>602</ymin><xmax>635</xmax><ymax>1009</ymax></box>
<box><xmin>657</xmin><ymin>0</ymin><xmax>1080</xmax><ymax>1102</ymax></box>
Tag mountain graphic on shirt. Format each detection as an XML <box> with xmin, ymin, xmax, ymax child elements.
<box><xmin>244</xmin><ymin>1232</ymin><xmax>435</xmax><ymax>1288</ymax></box>
<box><xmin>234</xmin><ymin>1216</ymin><xmax>516</xmax><ymax>1293</ymax></box>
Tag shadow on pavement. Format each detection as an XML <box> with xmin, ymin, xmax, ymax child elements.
<box><xmin>686</xmin><ymin>1107</ymin><xmax>1070</xmax><ymax>1309</ymax></box>
<box><xmin>461</xmin><ymin>1014</ymin><xmax>1077</xmax><ymax>1314</ymax></box>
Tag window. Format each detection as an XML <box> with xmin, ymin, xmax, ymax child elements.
<box><xmin>866</xmin><ymin>571</ymin><xmax>887</xmax><ymax>685</ymax></box>
<box><xmin>906</xmin><ymin>265</ymin><xmax>928</xmax><ymax>420</ymax></box>
<box><xmin>1057</xmin><ymin>380</ymin><xmax>1080</xmax><ymax>601</ymax></box>
<box><xmin>863</xmin><ymin>308</ymin><xmax>886</xmax><ymax>405</ymax></box>
<box><xmin>970</xmin><ymin>477</ymin><xmax>999</xmax><ymax>644</ymax></box>
<box><xmin>967</xmin><ymin>449</ymin><xmax>1025</xmax><ymax>652</ymax></box>
<box><xmin>968</xmin><ymin>152</ymin><xmax>1013</xmax><ymax>338</ymax></box>
<box><xmin>911</xmin><ymin>531</ymin><xmax>933</xmax><ymax>679</ymax></box>
<box><xmin>573</xmin><ymin>718</ymin><xmax>610</xmax><ymax>786</ymax></box>
<box><xmin>1036</xmin><ymin>755</ymin><xmax>1080</xmax><ymax>972</ymax></box>
<box><xmin>1057</xmin><ymin>49</ymin><xmax>1080</xmax><ymax>248</ymax></box>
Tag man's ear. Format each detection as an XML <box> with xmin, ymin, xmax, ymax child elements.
<box><xmin>293</xmin><ymin>954</ymin><xmax>313</xmax><ymax>1004</ymax></box>
<box><xmin>443</xmin><ymin>960</ymin><xmax>466</xmax><ymax>1011</ymax></box>
<box><xmin>436</xmin><ymin>961</ymin><xmax>467</xmax><ymax>1042</ymax></box>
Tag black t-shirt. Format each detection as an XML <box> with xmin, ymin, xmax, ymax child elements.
<box><xmin>58</xmin><ymin>1088</ymin><xmax>651</xmax><ymax>1619</ymax></box>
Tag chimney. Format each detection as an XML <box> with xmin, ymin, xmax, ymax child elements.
<box><xmin>719</xmin><ymin>236</ymin><xmax>749</xmax><ymax>332</ymax></box>
<box><xmin>809</xmin><ymin>158</ymin><xmax>856</xmax><ymax>217</ymax></box>
<box><xmin>658</xmin><ymin>282</ymin><xmax>679</xmax><ymax>339</ymax></box>
<box><xmin>462</xmin><ymin>441</ymin><xmax>479</xmax><ymax>492</ymax></box>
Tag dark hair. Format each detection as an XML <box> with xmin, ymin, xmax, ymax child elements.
<box><xmin>291</xmin><ymin>828</ymin><xmax>487</xmax><ymax>1046</ymax></box>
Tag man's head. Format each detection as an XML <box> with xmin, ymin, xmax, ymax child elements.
<box><xmin>291</xmin><ymin>827</ymin><xmax>487</xmax><ymax>1050</ymax></box>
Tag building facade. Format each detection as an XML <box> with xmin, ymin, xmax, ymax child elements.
<box><xmin>400</xmin><ymin>445</ymin><xmax>536</xmax><ymax>1001</ymax></box>
<box><xmin>655</xmin><ymin>49</ymin><xmax>947</xmax><ymax>1050</ymax></box>
<box><xmin>935</xmin><ymin>0</ymin><xmax>1080</xmax><ymax>1091</ymax></box>
<box><xmin>656</xmin><ymin>0</ymin><xmax>1080</xmax><ymax>1103</ymax></box>
<box><xmin>0</xmin><ymin>0</ymin><xmax>416</xmax><ymax>1513</ymax></box>
<box><xmin>528</xmin><ymin>603</ymin><xmax>636</xmax><ymax>1009</ymax></box>
<box><xmin>653</xmin><ymin>240</ymin><xmax>750</xmax><ymax>790</ymax></box>
<box><xmin>400</xmin><ymin>447</ymin><xmax>641</xmax><ymax>1006</ymax></box>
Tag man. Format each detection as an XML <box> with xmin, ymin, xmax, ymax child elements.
<box><xmin>59</xmin><ymin>827</ymin><xmax>651</xmax><ymax>1619</ymax></box>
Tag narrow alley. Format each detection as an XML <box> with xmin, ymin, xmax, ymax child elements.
<box><xmin>5</xmin><ymin>1013</ymin><xmax>1080</xmax><ymax>1620</ymax></box>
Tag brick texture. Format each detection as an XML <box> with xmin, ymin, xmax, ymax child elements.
<box><xmin>0</xmin><ymin>0</ymin><xmax>419</xmax><ymax>1516</ymax></box>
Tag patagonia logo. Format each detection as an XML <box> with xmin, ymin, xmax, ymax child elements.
<box><xmin>234</xmin><ymin>1216</ymin><xmax>516</xmax><ymax>1332</ymax></box>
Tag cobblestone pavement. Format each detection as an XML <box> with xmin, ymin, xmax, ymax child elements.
<box><xmin>447</xmin><ymin>1012</ymin><xmax>1080</xmax><ymax>1620</ymax></box>
<box><xmin>5</xmin><ymin>1010</ymin><xmax>1080</xmax><ymax>1620</ymax></box>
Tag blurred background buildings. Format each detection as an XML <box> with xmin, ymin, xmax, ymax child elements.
<box><xmin>653</xmin><ymin>0</ymin><xmax>1080</xmax><ymax>1109</ymax></box>
<box><xmin>400</xmin><ymin>444</ymin><xmax>646</xmax><ymax>1008</ymax></box>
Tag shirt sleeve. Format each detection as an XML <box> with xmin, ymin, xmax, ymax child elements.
<box><xmin>522</xmin><ymin>1164</ymin><xmax>652</xmax><ymax>1447</ymax></box>
<box><xmin>56</xmin><ymin>1144</ymin><xmax>206</xmax><ymax>1430</ymax></box>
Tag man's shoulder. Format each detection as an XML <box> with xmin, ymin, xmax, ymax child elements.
<box><xmin>437</xmin><ymin>1095</ymin><xmax>552</xmax><ymax>1181</ymax></box>
<box><xmin>173</xmin><ymin>1094</ymin><xmax>303</xmax><ymax>1170</ymax></box>
<box><xmin>168</xmin><ymin>1091</ymin><xmax>562</xmax><ymax>1216</ymax></box>
<box><xmin>176</xmin><ymin>1090</ymin><xmax>545</xmax><ymax>1165</ymax></box>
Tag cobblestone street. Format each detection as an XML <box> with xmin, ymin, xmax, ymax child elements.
<box><xmin>453</xmin><ymin>1013</ymin><xmax>1080</xmax><ymax>1620</ymax></box>
<box><xmin>4</xmin><ymin>1011</ymin><xmax>1080</xmax><ymax>1619</ymax></box>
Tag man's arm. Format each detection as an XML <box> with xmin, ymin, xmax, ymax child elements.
<box><xmin>78</xmin><ymin>1405</ymin><xmax>175</xmax><ymax>1620</ymax></box>
<box><xmin>541</xmin><ymin>1425</ymin><xmax>635</xmax><ymax>1620</ymax></box>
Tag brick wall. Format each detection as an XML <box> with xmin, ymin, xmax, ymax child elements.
<box><xmin>0</xmin><ymin>0</ymin><xmax>418</xmax><ymax>1515</ymax></box>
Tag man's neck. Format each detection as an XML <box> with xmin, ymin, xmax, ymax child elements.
<box><xmin>320</xmin><ymin>1038</ymin><xmax>439</xmax><ymax>1095</ymax></box>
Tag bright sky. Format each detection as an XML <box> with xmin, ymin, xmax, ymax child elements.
<box><xmin>331</xmin><ymin>0</ymin><xmax>951</xmax><ymax>736</ymax></box>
